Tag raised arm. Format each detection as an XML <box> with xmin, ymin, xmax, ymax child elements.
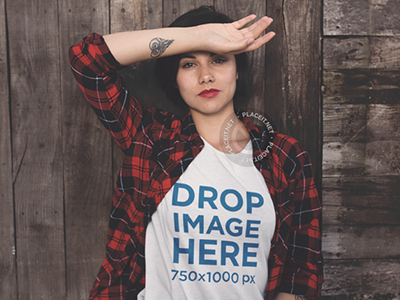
<box><xmin>103</xmin><ymin>15</ymin><xmax>275</xmax><ymax>65</ymax></box>
<box><xmin>69</xmin><ymin>15</ymin><xmax>274</xmax><ymax>152</ymax></box>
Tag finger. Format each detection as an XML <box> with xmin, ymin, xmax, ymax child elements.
<box><xmin>246</xmin><ymin>31</ymin><xmax>276</xmax><ymax>51</ymax></box>
<box><xmin>231</xmin><ymin>14</ymin><xmax>256</xmax><ymax>29</ymax></box>
<box><xmin>246</xmin><ymin>16</ymin><xmax>273</xmax><ymax>39</ymax></box>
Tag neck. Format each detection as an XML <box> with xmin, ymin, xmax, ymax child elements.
<box><xmin>191</xmin><ymin>109</ymin><xmax>250</xmax><ymax>153</ymax></box>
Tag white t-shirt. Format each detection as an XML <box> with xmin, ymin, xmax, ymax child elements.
<box><xmin>138</xmin><ymin>139</ymin><xmax>276</xmax><ymax>300</ymax></box>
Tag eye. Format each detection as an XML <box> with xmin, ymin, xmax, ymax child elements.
<box><xmin>213</xmin><ymin>57</ymin><xmax>226</xmax><ymax>64</ymax></box>
<box><xmin>181</xmin><ymin>62</ymin><xmax>195</xmax><ymax>68</ymax></box>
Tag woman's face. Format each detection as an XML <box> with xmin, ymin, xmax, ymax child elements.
<box><xmin>176</xmin><ymin>51</ymin><xmax>238</xmax><ymax>117</ymax></box>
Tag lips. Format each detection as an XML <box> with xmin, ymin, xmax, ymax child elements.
<box><xmin>198</xmin><ymin>89</ymin><xmax>220</xmax><ymax>98</ymax></box>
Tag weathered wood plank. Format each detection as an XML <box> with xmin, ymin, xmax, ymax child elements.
<box><xmin>321</xmin><ymin>259</ymin><xmax>400</xmax><ymax>296</ymax></box>
<box><xmin>58</xmin><ymin>1</ymin><xmax>111</xmax><ymax>299</ymax></box>
<box><xmin>324</xmin><ymin>37</ymin><xmax>400</xmax><ymax>70</ymax></box>
<box><xmin>7</xmin><ymin>0</ymin><xmax>65</xmax><ymax>299</ymax></box>
<box><xmin>323</xmin><ymin>204</ymin><xmax>400</xmax><ymax>227</ymax></box>
<box><xmin>322</xmin><ymin>224</ymin><xmax>400</xmax><ymax>260</ymax></box>
<box><xmin>266</xmin><ymin>0</ymin><xmax>322</xmax><ymax>189</ymax></box>
<box><xmin>163</xmin><ymin>0</ymin><xmax>214</xmax><ymax>28</ymax></box>
<box><xmin>366</xmin><ymin>104</ymin><xmax>400</xmax><ymax>176</ymax></box>
<box><xmin>323</xmin><ymin>103</ymin><xmax>400</xmax><ymax>176</ymax></box>
<box><xmin>322</xmin><ymin>69</ymin><xmax>400</xmax><ymax>105</ymax></box>
<box><xmin>110</xmin><ymin>0</ymin><xmax>161</xmax><ymax>31</ymax></box>
<box><xmin>322</xmin><ymin>176</ymin><xmax>400</xmax><ymax>225</ymax></box>
<box><xmin>324</xmin><ymin>0</ymin><xmax>400</xmax><ymax>36</ymax></box>
<box><xmin>0</xmin><ymin>0</ymin><xmax>17</xmax><ymax>299</ymax></box>
<box><xmin>323</xmin><ymin>104</ymin><xmax>367</xmax><ymax>176</ymax></box>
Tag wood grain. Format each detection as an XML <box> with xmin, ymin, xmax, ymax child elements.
<box><xmin>323</xmin><ymin>103</ymin><xmax>400</xmax><ymax>177</ymax></box>
<box><xmin>322</xmin><ymin>2</ymin><xmax>400</xmax><ymax>297</ymax></box>
<box><xmin>324</xmin><ymin>37</ymin><xmax>400</xmax><ymax>70</ymax></box>
<box><xmin>322</xmin><ymin>69</ymin><xmax>400</xmax><ymax>105</ymax></box>
<box><xmin>322</xmin><ymin>259</ymin><xmax>400</xmax><ymax>295</ymax></box>
<box><xmin>7</xmin><ymin>0</ymin><xmax>65</xmax><ymax>298</ymax></box>
<box><xmin>323</xmin><ymin>176</ymin><xmax>400</xmax><ymax>225</ymax></box>
<box><xmin>58</xmin><ymin>1</ymin><xmax>111</xmax><ymax>299</ymax></box>
<box><xmin>266</xmin><ymin>0</ymin><xmax>322</xmax><ymax>190</ymax></box>
<box><xmin>0</xmin><ymin>0</ymin><xmax>17</xmax><ymax>299</ymax></box>
<box><xmin>322</xmin><ymin>224</ymin><xmax>400</xmax><ymax>260</ymax></box>
<box><xmin>324</xmin><ymin>0</ymin><xmax>400</xmax><ymax>36</ymax></box>
<box><xmin>163</xmin><ymin>0</ymin><xmax>214</xmax><ymax>28</ymax></box>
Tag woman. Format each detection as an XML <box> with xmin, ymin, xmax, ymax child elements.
<box><xmin>69</xmin><ymin>6</ymin><xmax>323</xmax><ymax>300</ymax></box>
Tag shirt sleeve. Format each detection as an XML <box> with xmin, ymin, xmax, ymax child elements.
<box><xmin>69</xmin><ymin>33</ymin><xmax>146</xmax><ymax>153</ymax></box>
<box><xmin>279</xmin><ymin>139</ymin><xmax>323</xmax><ymax>299</ymax></box>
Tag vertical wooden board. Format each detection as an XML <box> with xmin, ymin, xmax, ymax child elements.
<box><xmin>266</xmin><ymin>0</ymin><xmax>322</xmax><ymax>187</ymax></box>
<box><xmin>163</xmin><ymin>0</ymin><xmax>214</xmax><ymax>27</ymax></box>
<box><xmin>6</xmin><ymin>0</ymin><xmax>65</xmax><ymax>299</ymax></box>
<box><xmin>111</xmin><ymin>0</ymin><xmax>159</xmax><ymax>31</ymax></box>
<box><xmin>0</xmin><ymin>0</ymin><xmax>17</xmax><ymax>299</ymax></box>
<box><xmin>215</xmin><ymin>0</ymin><xmax>266</xmax><ymax>113</ymax></box>
<box><xmin>58</xmin><ymin>1</ymin><xmax>111</xmax><ymax>299</ymax></box>
<box><xmin>324</xmin><ymin>0</ymin><xmax>400</xmax><ymax>36</ymax></box>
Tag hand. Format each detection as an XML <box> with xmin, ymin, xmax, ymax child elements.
<box><xmin>197</xmin><ymin>15</ymin><xmax>275</xmax><ymax>55</ymax></box>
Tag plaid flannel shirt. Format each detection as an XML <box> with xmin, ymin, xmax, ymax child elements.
<box><xmin>69</xmin><ymin>33</ymin><xmax>323</xmax><ymax>300</ymax></box>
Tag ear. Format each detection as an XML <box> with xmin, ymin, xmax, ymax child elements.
<box><xmin>236</xmin><ymin>72</ymin><xmax>239</xmax><ymax>80</ymax></box>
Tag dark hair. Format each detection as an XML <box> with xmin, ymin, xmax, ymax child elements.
<box><xmin>154</xmin><ymin>6</ymin><xmax>253</xmax><ymax>111</ymax></box>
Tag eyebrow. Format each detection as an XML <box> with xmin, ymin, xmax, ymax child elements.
<box><xmin>180</xmin><ymin>52</ymin><xmax>218</xmax><ymax>59</ymax></box>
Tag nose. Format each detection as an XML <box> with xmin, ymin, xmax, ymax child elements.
<box><xmin>199</xmin><ymin>66</ymin><xmax>215</xmax><ymax>84</ymax></box>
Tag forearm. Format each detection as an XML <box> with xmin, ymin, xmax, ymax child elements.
<box><xmin>103</xmin><ymin>15</ymin><xmax>274</xmax><ymax>66</ymax></box>
<box><xmin>103</xmin><ymin>27</ymin><xmax>200</xmax><ymax>65</ymax></box>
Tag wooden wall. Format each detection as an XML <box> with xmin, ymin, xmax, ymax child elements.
<box><xmin>322</xmin><ymin>0</ymin><xmax>400</xmax><ymax>298</ymax></box>
<box><xmin>0</xmin><ymin>0</ymin><xmax>398</xmax><ymax>299</ymax></box>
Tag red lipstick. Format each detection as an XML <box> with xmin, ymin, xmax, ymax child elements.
<box><xmin>198</xmin><ymin>89</ymin><xmax>220</xmax><ymax>98</ymax></box>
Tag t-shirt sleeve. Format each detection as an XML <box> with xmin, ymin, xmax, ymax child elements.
<box><xmin>68</xmin><ymin>33</ymin><xmax>146</xmax><ymax>153</ymax></box>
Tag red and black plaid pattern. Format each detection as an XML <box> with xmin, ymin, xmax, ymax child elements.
<box><xmin>69</xmin><ymin>33</ymin><xmax>323</xmax><ymax>300</ymax></box>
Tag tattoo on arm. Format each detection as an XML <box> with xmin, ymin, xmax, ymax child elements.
<box><xmin>149</xmin><ymin>37</ymin><xmax>175</xmax><ymax>58</ymax></box>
